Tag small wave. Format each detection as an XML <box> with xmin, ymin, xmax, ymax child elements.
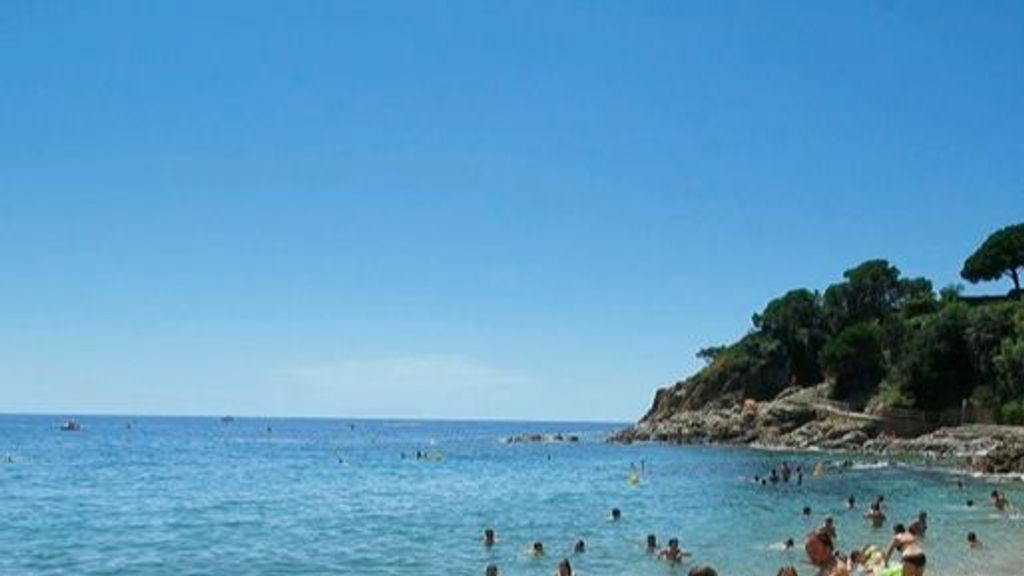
<box><xmin>850</xmin><ymin>461</ymin><xmax>892</xmax><ymax>470</ymax></box>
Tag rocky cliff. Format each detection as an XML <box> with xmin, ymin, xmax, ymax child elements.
<box><xmin>614</xmin><ymin>382</ymin><xmax>879</xmax><ymax>451</ymax></box>
<box><xmin>615</xmin><ymin>380</ymin><xmax>1024</xmax><ymax>474</ymax></box>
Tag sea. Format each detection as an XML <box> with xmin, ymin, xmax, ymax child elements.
<box><xmin>1</xmin><ymin>415</ymin><xmax>1021</xmax><ymax>575</ymax></box>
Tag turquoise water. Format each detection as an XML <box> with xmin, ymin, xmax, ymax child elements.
<box><xmin>2</xmin><ymin>415</ymin><xmax>1022</xmax><ymax>575</ymax></box>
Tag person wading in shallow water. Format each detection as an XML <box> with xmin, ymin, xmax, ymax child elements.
<box><xmin>864</xmin><ymin>502</ymin><xmax>886</xmax><ymax>528</ymax></box>
<box><xmin>884</xmin><ymin>522</ymin><xmax>926</xmax><ymax>576</ymax></box>
<box><xmin>805</xmin><ymin>529</ymin><xmax>849</xmax><ymax>576</ymax></box>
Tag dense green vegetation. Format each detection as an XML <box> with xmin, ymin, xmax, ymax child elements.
<box><xmin>689</xmin><ymin>223</ymin><xmax>1024</xmax><ymax>423</ymax></box>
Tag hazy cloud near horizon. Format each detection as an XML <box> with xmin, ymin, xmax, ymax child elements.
<box><xmin>282</xmin><ymin>353</ymin><xmax>545</xmax><ymax>419</ymax></box>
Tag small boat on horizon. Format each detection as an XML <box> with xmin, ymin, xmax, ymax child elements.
<box><xmin>220</xmin><ymin>415</ymin><xmax>235</xmax><ymax>423</ymax></box>
<box><xmin>60</xmin><ymin>419</ymin><xmax>82</xmax><ymax>432</ymax></box>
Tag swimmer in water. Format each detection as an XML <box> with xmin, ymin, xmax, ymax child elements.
<box><xmin>659</xmin><ymin>538</ymin><xmax>682</xmax><ymax>563</ymax></box>
<box><xmin>819</xmin><ymin>516</ymin><xmax>837</xmax><ymax>540</ymax></box>
<box><xmin>966</xmin><ymin>531</ymin><xmax>983</xmax><ymax>549</ymax></box>
<box><xmin>555</xmin><ymin>558</ymin><xmax>573</xmax><ymax>576</ymax></box>
<box><xmin>847</xmin><ymin>495</ymin><xmax>856</xmax><ymax>510</ymax></box>
<box><xmin>784</xmin><ymin>538</ymin><xmax>795</xmax><ymax>550</ymax></box>
<box><xmin>688</xmin><ymin>566</ymin><xmax>718</xmax><ymax>576</ymax></box>
<box><xmin>883</xmin><ymin>521</ymin><xmax>926</xmax><ymax>576</ymax></box>
<box><xmin>483</xmin><ymin>528</ymin><xmax>497</xmax><ymax>547</ymax></box>
<box><xmin>804</xmin><ymin>529</ymin><xmax>849</xmax><ymax>576</ymax></box>
<box><xmin>610</xmin><ymin>507</ymin><xmax>621</xmax><ymax>522</ymax></box>
<box><xmin>658</xmin><ymin>538</ymin><xmax>691</xmax><ymax>563</ymax></box>
<box><xmin>864</xmin><ymin>503</ymin><xmax>886</xmax><ymax>528</ymax></box>
<box><xmin>803</xmin><ymin>506</ymin><xmax>813</xmax><ymax>518</ymax></box>
<box><xmin>573</xmin><ymin>539</ymin><xmax>585</xmax><ymax>554</ymax></box>
<box><xmin>485</xmin><ymin>564</ymin><xmax>499</xmax><ymax>576</ymax></box>
<box><xmin>910</xmin><ymin>511</ymin><xmax>928</xmax><ymax>537</ymax></box>
<box><xmin>530</xmin><ymin>542</ymin><xmax>545</xmax><ymax>557</ymax></box>
<box><xmin>957</xmin><ymin>479</ymin><xmax>965</xmax><ymax>491</ymax></box>
<box><xmin>646</xmin><ymin>534</ymin><xmax>658</xmax><ymax>553</ymax></box>
<box><xmin>776</xmin><ymin>566</ymin><xmax>798</xmax><ymax>576</ymax></box>
<box><xmin>966</xmin><ymin>499</ymin><xmax>975</xmax><ymax>508</ymax></box>
<box><xmin>991</xmin><ymin>489</ymin><xmax>1010</xmax><ymax>511</ymax></box>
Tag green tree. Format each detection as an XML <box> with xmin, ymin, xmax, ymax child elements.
<box><xmin>890</xmin><ymin>303</ymin><xmax>976</xmax><ymax>411</ymax></box>
<box><xmin>696</xmin><ymin>345</ymin><xmax>727</xmax><ymax>365</ymax></box>
<box><xmin>752</xmin><ymin>289</ymin><xmax>826</xmax><ymax>386</ymax></box>
<box><xmin>992</xmin><ymin>307</ymin><xmax>1024</xmax><ymax>402</ymax></box>
<box><xmin>823</xmin><ymin>260</ymin><xmax>904</xmax><ymax>330</ymax></box>
<box><xmin>963</xmin><ymin>302</ymin><xmax>1020</xmax><ymax>392</ymax></box>
<box><xmin>994</xmin><ymin>337</ymin><xmax>1024</xmax><ymax>402</ymax></box>
<box><xmin>819</xmin><ymin>322</ymin><xmax>884</xmax><ymax>405</ymax></box>
<box><xmin>961</xmin><ymin>223</ymin><xmax>1024</xmax><ymax>295</ymax></box>
<box><xmin>898</xmin><ymin>277</ymin><xmax>937</xmax><ymax>318</ymax></box>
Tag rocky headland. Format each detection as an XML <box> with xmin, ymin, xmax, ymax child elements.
<box><xmin>613</xmin><ymin>382</ymin><xmax>1024</xmax><ymax>475</ymax></box>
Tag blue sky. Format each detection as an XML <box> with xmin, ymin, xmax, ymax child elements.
<box><xmin>1</xmin><ymin>1</ymin><xmax>1022</xmax><ymax>421</ymax></box>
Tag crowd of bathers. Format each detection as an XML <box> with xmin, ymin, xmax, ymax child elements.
<box><xmin>769</xmin><ymin>480</ymin><xmax>1008</xmax><ymax>576</ymax></box>
<box><xmin>479</xmin><ymin>507</ymin><xmax>718</xmax><ymax>576</ymax></box>
<box><xmin>479</xmin><ymin>476</ymin><xmax>1011</xmax><ymax>575</ymax></box>
<box><xmin>755</xmin><ymin>460</ymin><xmax>805</xmax><ymax>486</ymax></box>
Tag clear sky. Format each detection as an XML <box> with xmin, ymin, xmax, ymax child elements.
<box><xmin>1</xmin><ymin>1</ymin><xmax>1022</xmax><ymax>421</ymax></box>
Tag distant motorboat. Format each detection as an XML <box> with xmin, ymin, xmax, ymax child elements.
<box><xmin>220</xmin><ymin>415</ymin><xmax>235</xmax><ymax>423</ymax></box>
<box><xmin>60</xmin><ymin>419</ymin><xmax>82</xmax><ymax>432</ymax></box>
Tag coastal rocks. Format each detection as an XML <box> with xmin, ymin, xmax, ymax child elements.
<box><xmin>757</xmin><ymin>401</ymin><xmax>817</xmax><ymax>433</ymax></box>
<box><xmin>614</xmin><ymin>383</ymin><xmax>881</xmax><ymax>451</ymax></box>
<box><xmin>504</xmin><ymin>433</ymin><xmax>580</xmax><ymax>444</ymax></box>
<box><xmin>863</xmin><ymin>425</ymin><xmax>1024</xmax><ymax>474</ymax></box>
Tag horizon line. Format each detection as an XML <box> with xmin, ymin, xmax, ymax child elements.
<box><xmin>0</xmin><ymin>410</ymin><xmax>629</xmax><ymax>426</ymax></box>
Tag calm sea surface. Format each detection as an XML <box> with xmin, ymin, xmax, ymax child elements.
<box><xmin>1</xmin><ymin>415</ymin><xmax>1021</xmax><ymax>575</ymax></box>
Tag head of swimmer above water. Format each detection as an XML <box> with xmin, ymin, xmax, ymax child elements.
<box><xmin>804</xmin><ymin>530</ymin><xmax>835</xmax><ymax>566</ymax></box>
